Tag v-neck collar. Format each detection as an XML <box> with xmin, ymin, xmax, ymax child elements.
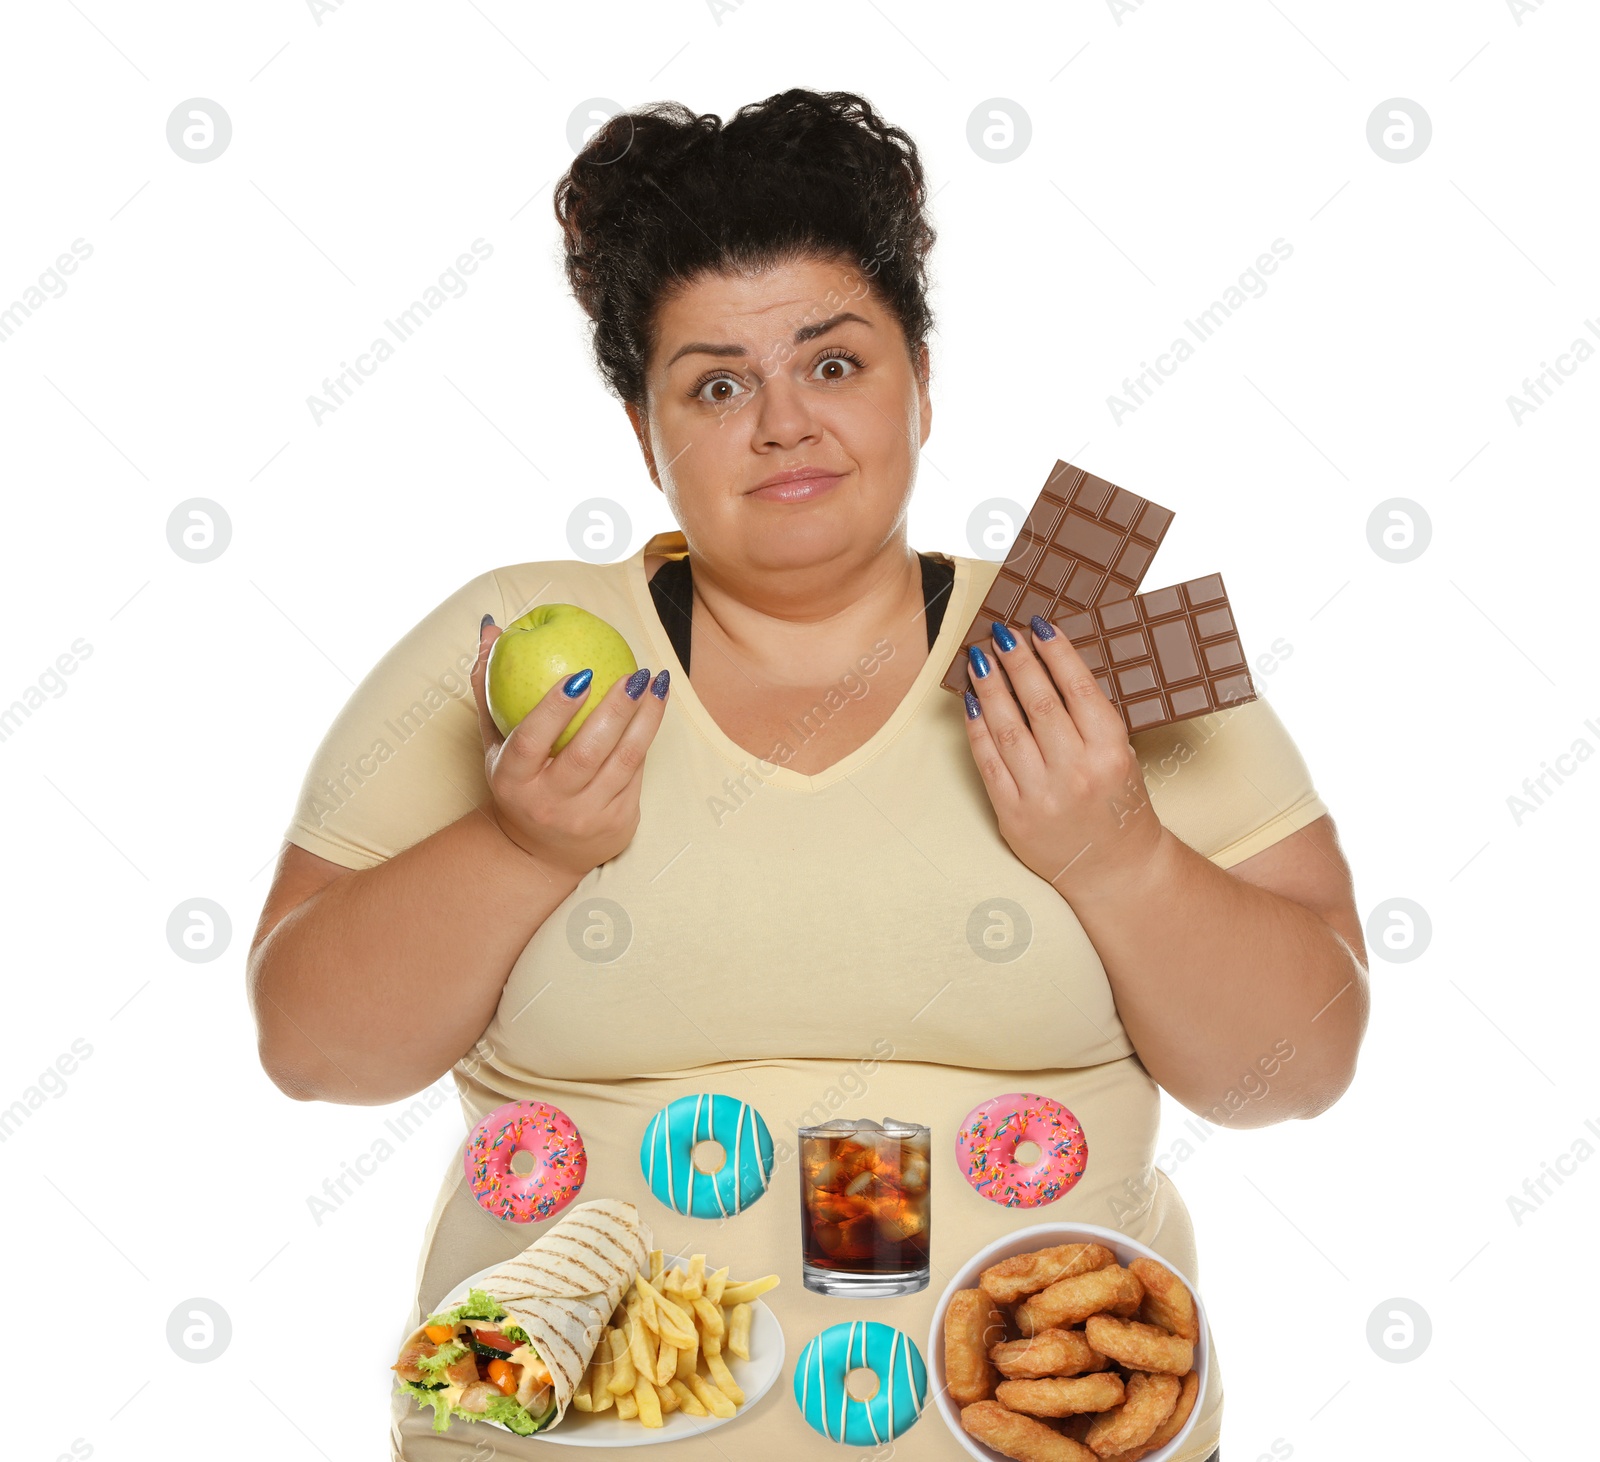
<box><xmin>627</xmin><ymin>534</ymin><xmax>973</xmax><ymax>793</ymax></box>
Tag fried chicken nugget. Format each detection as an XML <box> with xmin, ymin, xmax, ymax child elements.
<box><xmin>1127</xmin><ymin>1257</ymin><xmax>1200</xmax><ymax>1343</ymax></box>
<box><xmin>945</xmin><ymin>1287</ymin><xmax>1009</xmax><ymax>1405</ymax></box>
<box><xmin>1139</xmin><ymin>1369</ymin><xmax>1203</xmax><ymax>1446</ymax></box>
<box><xmin>1062</xmin><ymin>1413</ymin><xmax>1094</xmax><ymax>1443</ymax></box>
<box><xmin>995</xmin><ymin>1373</ymin><xmax>1126</xmax><ymax>1417</ymax></box>
<box><xmin>980</xmin><ymin>1243</ymin><xmax>1117</xmax><ymax>1306</ymax></box>
<box><xmin>1082</xmin><ymin>1370</ymin><xmax>1180</xmax><ymax>1457</ymax></box>
<box><xmin>961</xmin><ymin>1400</ymin><xmax>1098</xmax><ymax>1462</ymax></box>
<box><xmin>990</xmin><ymin>1327</ymin><xmax>1109</xmax><ymax>1379</ymax></box>
<box><xmin>1108</xmin><ymin>1284</ymin><xmax>1143</xmax><ymax>1319</ymax></box>
<box><xmin>1016</xmin><ymin>1265</ymin><xmax>1144</xmax><ymax>1336</ymax></box>
<box><xmin>1083</xmin><ymin>1314</ymin><xmax>1194</xmax><ymax>1376</ymax></box>
<box><xmin>1093</xmin><ymin>1383</ymin><xmax>1195</xmax><ymax>1461</ymax></box>
<box><xmin>1124</xmin><ymin>1368</ymin><xmax>1200</xmax><ymax>1458</ymax></box>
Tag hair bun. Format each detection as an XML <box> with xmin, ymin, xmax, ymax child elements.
<box><xmin>552</xmin><ymin>89</ymin><xmax>936</xmax><ymax>407</ymax></box>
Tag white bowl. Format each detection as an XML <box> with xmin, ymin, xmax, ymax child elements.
<box><xmin>927</xmin><ymin>1222</ymin><xmax>1209</xmax><ymax>1462</ymax></box>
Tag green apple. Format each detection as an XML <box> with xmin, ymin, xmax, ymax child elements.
<box><xmin>486</xmin><ymin>604</ymin><xmax>638</xmax><ymax>751</ymax></box>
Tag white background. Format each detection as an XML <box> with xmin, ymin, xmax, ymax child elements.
<box><xmin>2</xmin><ymin>2</ymin><xmax>1596</xmax><ymax>1459</ymax></box>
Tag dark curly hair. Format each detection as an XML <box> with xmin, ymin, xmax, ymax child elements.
<box><xmin>553</xmin><ymin>88</ymin><xmax>937</xmax><ymax>409</ymax></box>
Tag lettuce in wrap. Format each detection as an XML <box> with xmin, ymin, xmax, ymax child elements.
<box><xmin>393</xmin><ymin>1287</ymin><xmax>559</xmax><ymax>1436</ymax></box>
<box><xmin>393</xmin><ymin>1198</ymin><xmax>651</xmax><ymax>1436</ymax></box>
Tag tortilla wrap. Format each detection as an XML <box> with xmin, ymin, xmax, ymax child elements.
<box><xmin>476</xmin><ymin>1197</ymin><xmax>652</xmax><ymax>1427</ymax></box>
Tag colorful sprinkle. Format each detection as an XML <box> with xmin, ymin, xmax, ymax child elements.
<box><xmin>954</xmin><ymin>1092</ymin><xmax>1088</xmax><ymax>1208</ymax></box>
<box><xmin>462</xmin><ymin>1100</ymin><xmax>586</xmax><ymax>1224</ymax></box>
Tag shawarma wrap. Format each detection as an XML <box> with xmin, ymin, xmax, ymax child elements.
<box><xmin>393</xmin><ymin>1198</ymin><xmax>651</xmax><ymax>1435</ymax></box>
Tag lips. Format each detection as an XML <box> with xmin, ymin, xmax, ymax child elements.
<box><xmin>748</xmin><ymin>469</ymin><xmax>846</xmax><ymax>501</ymax></box>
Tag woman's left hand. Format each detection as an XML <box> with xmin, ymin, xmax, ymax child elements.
<box><xmin>962</xmin><ymin>616</ymin><xmax>1165</xmax><ymax>901</ymax></box>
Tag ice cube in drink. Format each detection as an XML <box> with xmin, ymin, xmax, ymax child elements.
<box><xmin>799</xmin><ymin>1117</ymin><xmax>931</xmax><ymax>1297</ymax></box>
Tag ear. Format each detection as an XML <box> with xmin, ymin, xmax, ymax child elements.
<box><xmin>624</xmin><ymin>400</ymin><xmax>662</xmax><ymax>490</ymax></box>
<box><xmin>915</xmin><ymin>342</ymin><xmax>933</xmax><ymax>448</ymax></box>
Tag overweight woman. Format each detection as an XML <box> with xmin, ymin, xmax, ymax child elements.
<box><xmin>250</xmin><ymin>89</ymin><xmax>1368</xmax><ymax>1462</ymax></box>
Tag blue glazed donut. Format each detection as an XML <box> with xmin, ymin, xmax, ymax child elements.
<box><xmin>793</xmin><ymin>1321</ymin><xmax>927</xmax><ymax>1446</ymax></box>
<box><xmin>639</xmin><ymin>1093</ymin><xmax>775</xmax><ymax>1218</ymax></box>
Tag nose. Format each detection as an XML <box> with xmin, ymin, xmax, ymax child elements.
<box><xmin>743</xmin><ymin>365</ymin><xmax>824</xmax><ymax>449</ymax></box>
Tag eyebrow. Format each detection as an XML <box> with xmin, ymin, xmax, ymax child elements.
<box><xmin>664</xmin><ymin>312</ymin><xmax>874</xmax><ymax>370</ymax></box>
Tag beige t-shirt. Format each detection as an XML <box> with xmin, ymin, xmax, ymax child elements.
<box><xmin>284</xmin><ymin>534</ymin><xmax>1328</xmax><ymax>1461</ymax></box>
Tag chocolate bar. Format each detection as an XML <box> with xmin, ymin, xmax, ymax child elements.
<box><xmin>1048</xmin><ymin>575</ymin><xmax>1256</xmax><ymax>731</ymax></box>
<box><xmin>941</xmin><ymin>461</ymin><xmax>1258</xmax><ymax>732</ymax></box>
<box><xmin>940</xmin><ymin>460</ymin><xmax>1175</xmax><ymax>697</ymax></box>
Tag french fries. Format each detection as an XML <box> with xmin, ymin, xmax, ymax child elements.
<box><xmin>727</xmin><ymin>1302</ymin><xmax>752</xmax><ymax>1361</ymax></box>
<box><xmin>607</xmin><ymin>1322</ymin><xmax>637</xmax><ymax>1396</ymax></box>
<box><xmin>633</xmin><ymin>1374</ymin><xmax>662</xmax><ymax>1427</ymax></box>
<box><xmin>705</xmin><ymin>1350</ymin><xmax>745</xmax><ymax>1406</ymax></box>
<box><xmin>628</xmin><ymin>1303</ymin><xmax>658</xmax><ymax>1393</ymax></box>
<box><xmin>669</xmin><ymin>1377</ymin><xmax>708</xmax><ymax>1415</ymax></box>
<box><xmin>675</xmin><ymin>1327</ymin><xmax>699</xmax><ymax>1380</ymax></box>
<box><xmin>635</xmin><ymin>1276</ymin><xmax>697</xmax><ymax>1348</ymax></box>
<box><xmin>691</xmin><ymin>1295</ymin><xmax>725</xmax><ymax>1341</ymax></box>
<box><xmin>567</xmin><ymin>1250</ymin><xmax>778</xmax><ymax>1430</ymax></box>
<box><xmin>720</xmin><ymin>1274</ymin><xmax>780</xmax><ymax>1306</ymax></box>
<box><xmin>589</xmin><ymin>1335</ymin><xmax>616</xmax><ymax>1414</ymax></box>
<box><xmin>686</xmin><ymin>1371</ymin><xmax>737</xmax><ymax>1419</ymax></box>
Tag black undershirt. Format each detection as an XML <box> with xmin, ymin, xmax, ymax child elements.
<box><xmin>647</xmin><ymin>552</ymin><xmax>955</xmax><ymax>678</ymax></box>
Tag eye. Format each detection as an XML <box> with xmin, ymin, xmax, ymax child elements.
<box><xmin>688</xmin><ymin>347</ymin><xmax>867</xmax><ymax>404</ymax></box>
<box><xmin>690</xmin><ymin>371</ymin><xmax>749</xmax><ymax>405</ymax></box>
<box><xmin>813</xmin><ymin>348</ymin><xmax>866</xmax><ymax>381</ymax></box>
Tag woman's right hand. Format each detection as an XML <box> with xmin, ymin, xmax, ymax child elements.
<box><xmin>470</xmin><ymin>617</ymin><xmax>669</xmax><ymax>880</ymax></box>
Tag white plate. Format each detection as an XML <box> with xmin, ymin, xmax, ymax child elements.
<box><xmin>927</xmin><ymin>1222</ymin><xmax>1209</xmax><ymax>1462</ymax></box>
<box><xmin>425</xmin><ymin>1255</ymin><xmax>785</xmax><ymax>1448</ymax></box>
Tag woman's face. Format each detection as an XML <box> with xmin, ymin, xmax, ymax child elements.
<box><xmin>626</xmin><ymin>253</ymin><xmax>932</xmax><ymax>576</ymax></box>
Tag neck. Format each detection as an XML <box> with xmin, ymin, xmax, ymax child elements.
<box><xmin>688</xmin><ymin>543</ymin><xmax>927</xmax><ymax>686</ymax></box>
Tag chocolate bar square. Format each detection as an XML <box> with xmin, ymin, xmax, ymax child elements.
<box><xmin>940</xmin><ymin>460</ymin><xmax>1174</xmax><ymax>696</ymax></box>
<box><xmin>1050</xmin><ymin>573</ymin><xmax>1257</xmax><ymax>732</ymax></box>
<box><xmin>941</xmin><ymin>460</ymin><xmax>1258</xmax><ymax>733</ymax></box>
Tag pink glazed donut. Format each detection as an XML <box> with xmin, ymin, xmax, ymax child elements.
<box><xmin>463</xmin><ymin>1100</ymin><xmax>587</xmax><ymax>1223</ymax></box>
<box><xmin>956</xmin><ymin>1092</ymin><xmax>1088</xmax><ymax>1207</ymax></box>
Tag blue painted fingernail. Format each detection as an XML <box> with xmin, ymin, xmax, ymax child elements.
<box><xmin>964</xmin><ymin>689</ymin><xmax>982</xmax><ymax>720</ymax></box>
<box><xmin>968</xmin><ymin>644</ymin><xmax>991</xmax><ymax>679</ymax></box>
<box><xmin>991</xmin><ymin>620</ymin><xmax>1017</xmax><ymax>653</ymax></box>
<box><xmin>563</xmin><ymin>668</ymin><xmax>593</xmax><ymax>697</ymax></box>
<box><xmin>480</xmin><ymin>612</ymin><xmax>495</xmax><ymax>630</ymax></box>
<box><xmin>1030</xmin><ymin>615</ymin><xmax>1056</xmax><ymax>641</ymax></box>
<box><xmin>624</xmin><ymin>668</ymin><xmax>651</xmax><ymax>700</ymax></box>
<box><xmin>650</xmin><ymin>668</ymin><xmax>671</xmax><ymax>700</ymax></box>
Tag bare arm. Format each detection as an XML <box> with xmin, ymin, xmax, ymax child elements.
<box><xmin>247</xmin><ymin>826</ymin><xmax>581</xmax><ymax>1106</ymax></box>
<box><xmin>248</xmin><ymin>621</ymin><xmax>667</xmax><ymax>1106</ymax></box>
<box><xmin>1066</xmin><ymin>812</ymin><xmax>1369</xmax><ymax>1127</ymax></box>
